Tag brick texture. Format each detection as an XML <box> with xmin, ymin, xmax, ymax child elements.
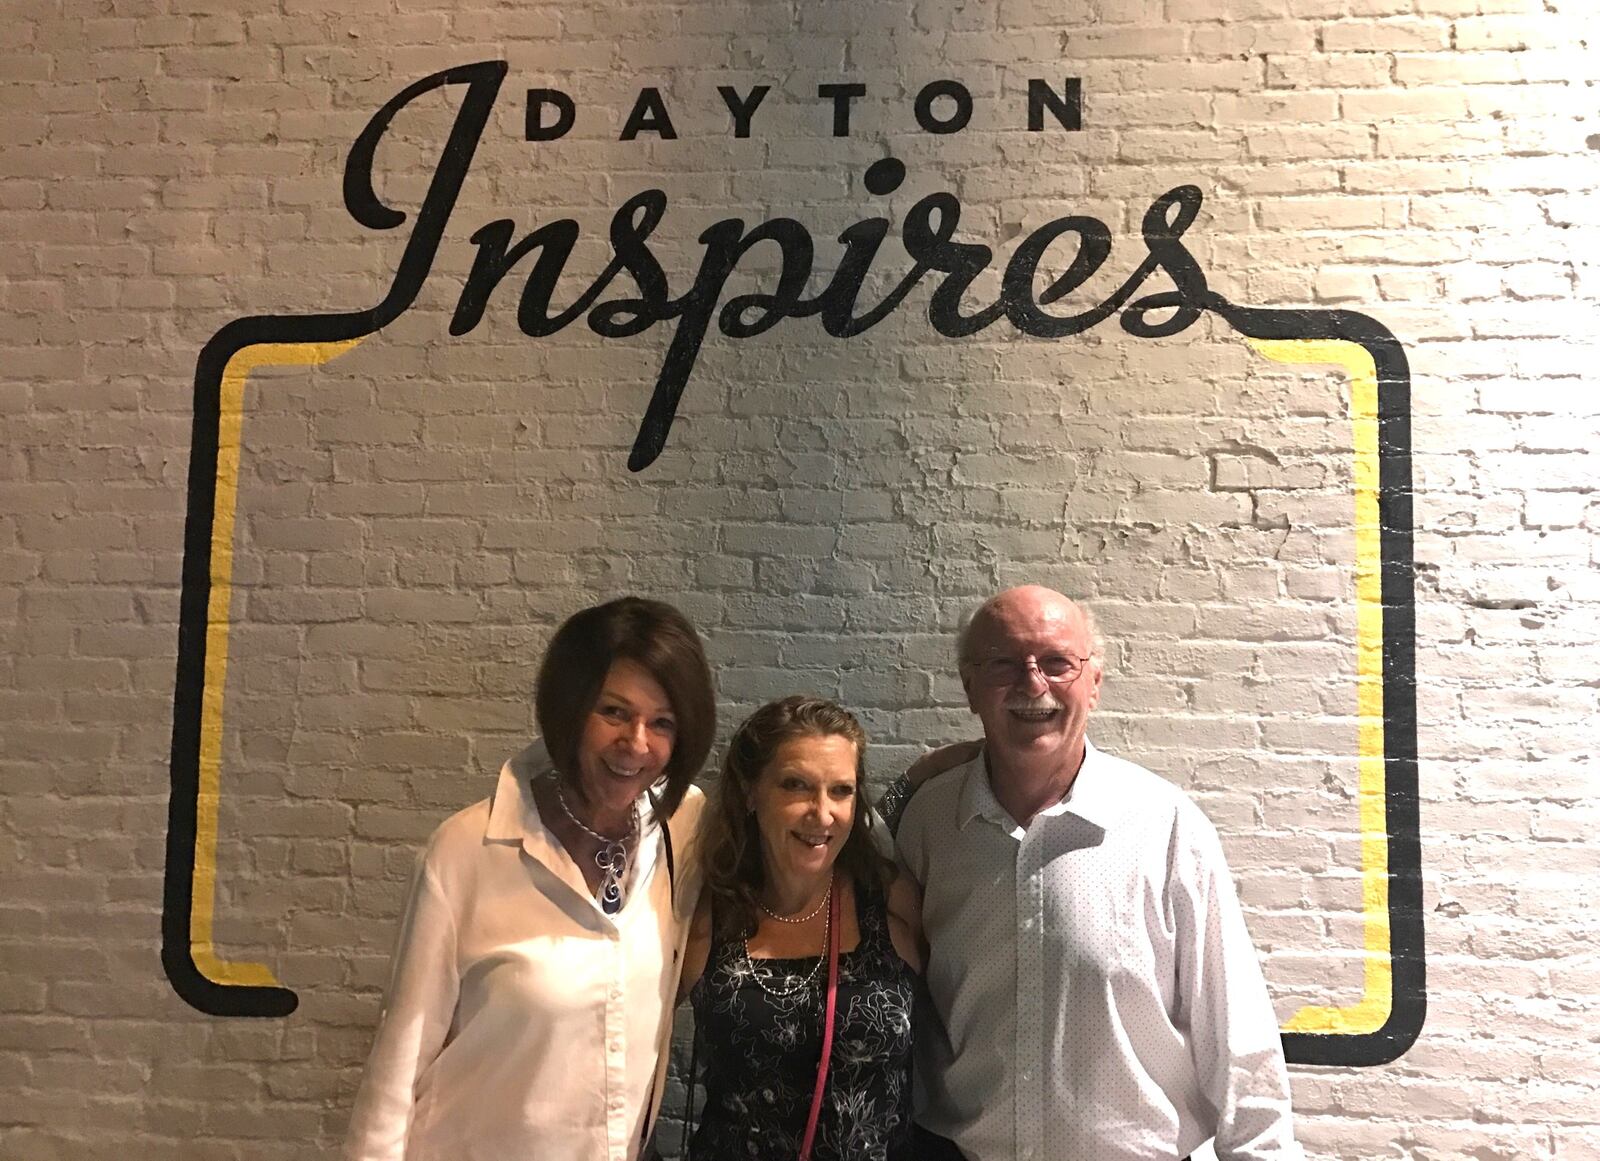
<box><xmin>2</xmin><ymin>1</ymin><xmax>1598</xmax><ymax>1158</ymax></box>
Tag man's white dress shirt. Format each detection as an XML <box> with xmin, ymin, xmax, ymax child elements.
<box><xmin>896</xmin><ymin>740</ymin><xmax>1302</xmax><ymax>1161</ymax></box>
<box><xmin>344</xmin><ymin>741</ymin><xmax>704</xmax><ymax>1161</ymax></box>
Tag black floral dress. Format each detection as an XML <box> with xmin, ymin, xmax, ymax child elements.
<box><xmin>687</xmin><ymin>876</ymin><xmax>916</xmax><ymax>1161</ymax></box>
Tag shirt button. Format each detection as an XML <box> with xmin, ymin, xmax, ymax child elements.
<box><xmin>1021</xmin><ymin>1069</ymin><xmax>1033</xmax><ymax>1082</ymax></box>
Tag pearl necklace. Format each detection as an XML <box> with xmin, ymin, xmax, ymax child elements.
<box><xmin>758</xmin><ymin>884</ymin><xmax>831</xmax><ymax>925</ymax></box>
<box><xmin>744</xmin><ymin>875</ymin><xmax>833</xmax><ymax>999</ymax></box>
<box><xmin>549</xmin><ymin>777</ymin><xmax>638</xmax><ymax>915</ymax></box>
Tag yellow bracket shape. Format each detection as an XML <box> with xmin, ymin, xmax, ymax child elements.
<box><xmin>188</xmin><ymin>332</ymin><xmax>1393</xmax><ymax>1029</ymax></box>
<box><xmin>1245</xmin><ymin>338</ymin><xmax>1391</xmax><ymax>1037</ymax></box>
<box><xmin>191</xmin><ymin>338</ymin><xmax>366</xmax><ymax>987</ymax></box>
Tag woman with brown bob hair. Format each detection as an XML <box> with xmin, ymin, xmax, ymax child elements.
<box><xmin>347</xmin><ymin>596</ymin><xmax>716</xmax><ymax>1161</ymax></box>
<box><xmin>677</xmin><ymin>696</ymin><xmax>925</xmax><ymax>1161</ymax></box>
<box><xmin>536</xmin><ymin>596</ymin><xmax>716</xmax><ymax>822</ymax></box>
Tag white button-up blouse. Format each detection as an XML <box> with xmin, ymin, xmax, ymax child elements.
<box><xmin>344</xmin><ymin>741</ymin><xmax>705</xmax><ymax>1161</ymax></box>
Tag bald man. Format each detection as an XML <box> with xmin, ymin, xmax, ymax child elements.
<box><xmin>893</xmin><ymin>586</ymin><xmax>1302</xmax><ymax>1161</ymax></box>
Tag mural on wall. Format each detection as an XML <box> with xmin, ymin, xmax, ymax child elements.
<box><xmin>162</xmin><ymin>60</ymin><xmax>1422</xmax><ymax>1068</ymax></box>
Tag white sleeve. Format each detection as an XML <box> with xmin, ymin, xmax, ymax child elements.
<box><xmin>344</xmin><ymin>852</ymin><xmax>461</xmax><ymax>1161</ymax></box>
<box><xmin>1172</xmin><ymin>814</ymin><xmax>1305</xmax><ymax>1161</ymax></box>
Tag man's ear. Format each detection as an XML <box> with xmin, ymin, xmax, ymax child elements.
<box><xmin>1085</xmin><ymin>659</ymin><xmax>1104</xmax><ymax>711</ymax></box>
<box><xmin>960</xmin><ymin>668</ymin><xmax>979</xmax><ymax>714</ymax></box>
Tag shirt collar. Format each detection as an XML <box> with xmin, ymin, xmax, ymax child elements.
<box><xmin>956</xmin><ymin>751</ymin><xmax>1006</xmax><ymax>830</ymax></box>
<box><xmin>957</xmin><ymin>738</ymin><xmax>1122</xmax><ymax>831</ymax></box>
<box><xmin>485</xmin><ymin>739</ymin><xmax>555</xmax><ymax>851</ymax></box>
<box><xmin>1059</xmin><ymin>739</ymin><xmax>1122</xmax><ymax>829</ymax></box>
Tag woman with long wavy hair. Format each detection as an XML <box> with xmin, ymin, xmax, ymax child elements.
<box><xmin>676</xmin><ymin>696</ymin><xmax>925</xmax><ymax>1161</ymax></box>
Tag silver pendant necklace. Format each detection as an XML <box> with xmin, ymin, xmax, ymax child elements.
<box><xmin>549</xmin><ymin>777</ymin><xmax>638</xmax><ymax>915</ymax></box>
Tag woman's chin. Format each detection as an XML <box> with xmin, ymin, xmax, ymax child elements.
<box><xmin>786</xmin><ymin>843</ymin><xmax>839</xmax><ymax>879</ymax></box>
<box><xmin>578</xmin><ymin>767</ymin><xmax>655</xmax><ymax>816</ymax></box>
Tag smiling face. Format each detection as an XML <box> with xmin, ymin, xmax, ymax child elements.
<box><xmin>573</xmin><ymin>657</ymin><xmax>677</xmax><ymax>822</ymax></box>
<box><xmin>961</xmin><ymin>586</ymin><xmax>1103</xmax><ymax>775</ymax></box>
<box><xmin>749</xmin><ymin>732</ymin><xmax>860</xmax><ymax>890</ymax></box>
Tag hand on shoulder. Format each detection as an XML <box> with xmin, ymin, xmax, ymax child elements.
<box><xmin>905</xmin><ymin>739</ymin><xmax>983</xmax><ymax>787</ymax></box>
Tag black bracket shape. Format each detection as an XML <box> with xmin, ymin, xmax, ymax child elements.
<box><xmin>1208</xmin><ymin>295</ymin><xmax>1423</xmax><ymax>1067</ymax></box>
<box><xmin>162</xmin><ymin>61</ymin><xmax>507</xmax><ymax>1017</ymax></box>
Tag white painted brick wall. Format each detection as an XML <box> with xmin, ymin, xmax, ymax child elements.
<box><xmin>2</xmin><ymin>1</ymin><xmax>1598</xmax><ymax>1157</ymax></box>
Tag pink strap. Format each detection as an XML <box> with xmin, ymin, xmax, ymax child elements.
<box><xmin>798</xmin><ymin>875</ymin><xmax>842</xmax><ymax>1161</ymax></box>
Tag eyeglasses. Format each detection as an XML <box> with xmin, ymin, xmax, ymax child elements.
<box><xmin>968</xmin><ymin>653</ymin><xmax>1091</xmax><ymax>687</ymax></box>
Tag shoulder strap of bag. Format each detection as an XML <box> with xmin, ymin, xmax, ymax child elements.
<box><xmin>798</xmin><ymin>875</ymin><xmax>842</xmax><ymax>1161</ymax></box>
<box><xmin>638</xmin><ymin>789</ymin><xmax>678</xmax><ymax>1155</ymax></box>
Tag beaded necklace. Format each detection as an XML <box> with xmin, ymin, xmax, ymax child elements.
<box><xmin>758</xmin><ymin>884</ymin><xmax>831</xmax><ymax>925</ymax></box>
<box><xmin>744</xmin><ymin>874</ymin><xmax>834</xmax><ymax>998</ymax></box>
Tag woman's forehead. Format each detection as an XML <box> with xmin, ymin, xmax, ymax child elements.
<box><xmin>763</xmin><ymin>734</ymin><xmax>859</xmax><ymax>778</ymax></box>
<box><xmin>599</xmin><ymin>657</ymin><xmax>672</xmax><ymax>711</ymax></box>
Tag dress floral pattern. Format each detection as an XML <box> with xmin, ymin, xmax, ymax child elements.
<box><xmin>687</xmin><ymin>877</ymin><xmax>916</xmax><ymax>1161</ymax></box>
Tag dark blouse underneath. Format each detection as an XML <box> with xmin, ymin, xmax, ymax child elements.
<box><xmin>687</xmin><ymin>876</ymin><xmax>917</xmax><ymax>1161</ymax></box>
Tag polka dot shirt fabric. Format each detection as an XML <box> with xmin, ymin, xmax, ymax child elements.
<box><xmin>895</xmin><ymin>740</ymin><xmax>1303</xmax><ymax>1161</ymax></box>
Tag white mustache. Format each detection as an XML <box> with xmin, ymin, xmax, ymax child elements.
<box><xmin>1004</xmin><ymin>693</ymin><xmax>1063</xmax><ymax>713</ymax></box>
